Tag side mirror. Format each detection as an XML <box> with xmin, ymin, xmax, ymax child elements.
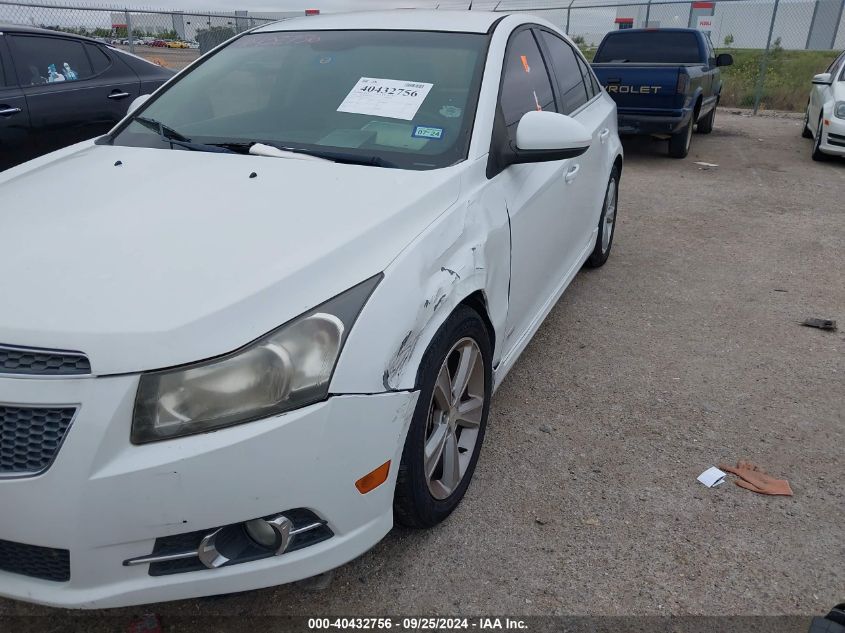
<box><xmin>812</xmin><ymin>73</ymin><xmax>832</xmax><ymax>85</ymax></box>
<box><xmin>128</xmin><ymin>94</ymin><xmax>151</xmax><ymax>114</ymax></box>
<box><xmin>511</xmin><ymin>111</ymin><xmax>592</xmax><ymax>165</ymax></box>
<box><xmin>716</xmin><ymin>53</ymin><xmax>733</xmax><ymax>67</ymax></box>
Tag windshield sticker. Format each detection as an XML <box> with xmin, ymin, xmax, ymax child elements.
<box><xmin>439</xmin><ymin>105</ymin><xmax>462</xmax><ymax>119</ymax></box>
<box><xmin>337</xmin><ymin>77</ymin><xmax>434</xmax><ymax>121</ymax></box>
<box><xmin>521</xmin><ymin>55</ymin><xmax>531</xmax><ymax>73</ymax></box>
<box><xmin>412</xmin><ymin>126</ymin><xmax>443</xmax><ymax>140</ymax></box>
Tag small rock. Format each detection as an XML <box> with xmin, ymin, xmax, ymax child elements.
<box><xmin>539</xmin><ymin>424</ymin><xmax>552</xmax><ymax>434</ymax></box>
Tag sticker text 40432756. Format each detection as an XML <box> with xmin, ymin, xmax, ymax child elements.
<box><xmin>337</xmin><ymin>77</ymin><xmax>434</xmax><ymax>121</ymax></box>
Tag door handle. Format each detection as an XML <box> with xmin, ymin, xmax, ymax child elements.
<box><xmin>564</xmin><ymin>164</ymin><xmax>580</xmax><ymax>184</ymax></box>
<box><xmin>600</xmin><ymin>129</ymin><xmax>610</xmax><ymax>144</ymax></box>
<box><xmin>0</xmin><ymin>107</ymin><xmax>22</xmax><ymax>117</ymax></box>
<box><xmin>108</xmin><ymin>91</ymin><xmax>131</xmax><ymax>100</ymax></box>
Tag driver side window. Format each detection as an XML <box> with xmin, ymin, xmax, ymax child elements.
<box><xmin>499</xmin><ymin>29</ymin><xmax>556</xmax><ymax>145</ymax></box>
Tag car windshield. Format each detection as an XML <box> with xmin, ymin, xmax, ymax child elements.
<box><xmin>111</xmin><ymin>30</ymin><xmax>488</xmax><ymax>170</ymax></box>
<box><xmin>593</xmin><ymin>31</ymin><xmax>702</xmax><ymax>64</ymax></box>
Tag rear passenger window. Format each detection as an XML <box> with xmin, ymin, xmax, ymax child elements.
<box><xmin>539</xmin><ymin>31</ymin><xmax>588</xmax><ymax>115</ymax></box>
<box><xmin>500</xmin><ymin>29</ymin><xmax>556</xmax><ymax>141</ymax></box>
<box><xmin>86</xmin><ymin>44</ymin><xmax>112</xmax><ymax>75</ymax></box>
<box><xmin>0</xmin><ymin>50</ymin><xmax>7</xmax><ymax>87</ymax></box>
<box><xmin>575</xmin><ymin>54</ymin><xmax>595</xmax><ymax>100</ymax></box>
<box><xmin>10</xmin><ymin>35</ymin><xmax>94</xmax><ymax>87</ymax></box>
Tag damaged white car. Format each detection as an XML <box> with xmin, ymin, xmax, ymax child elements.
<box><xmin>0</xmin><ymin>10</ymin><xmax>622</xmax><ymax>608</ymax></box>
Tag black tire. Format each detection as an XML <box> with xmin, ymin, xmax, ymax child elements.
<box><xmin>811</xmin><ymin>117</ymin><xmax>829</xmax><ymax>162</ymax></box>
<box><xmin>585</xmin><ymin>167</ymin><xmax>620</xmax><ymax>269</ymax></box>
<box><xmin>801</xmin><ymin>105</ymin><xmax>813</xmax><ymax>139</ymax></box>
<box><xmin>696</xmin><ymin>104</ymin><xmax>716</xmax><ymax>134</ymax></box>
<box><xmin>668</xmin><ymin>117</ymin><xmax>693</xmax><ymax>158</ymax></box>
<box><xmin>393</xmin><ymin>305</ymin><xmax>493</xmax><ymax>529</ymax></box>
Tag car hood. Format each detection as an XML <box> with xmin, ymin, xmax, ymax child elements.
<box><xmin>0</xmin><ymin>144</ymin><xmax>462</xmax><ymax>375</ymax></box>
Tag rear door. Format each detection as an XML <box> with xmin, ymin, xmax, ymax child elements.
<box><xmin>537</xmin><ymin>29</ymin><xmax>612</xmax><ymax>249</ymax></box>
<box><xmin>0</xmin><ymin>34</ymin><xmax>33</xmax><ymax>170</ymax></box>
<box><xmin>8</xmin><ymin>34</ymin><xmax>141</xmax><ymax>156</ymax></box>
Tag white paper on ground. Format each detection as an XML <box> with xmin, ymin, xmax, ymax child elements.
<box><xmin>697</xmin><ymin>466</ymin><xmax>727</xmax><ymax>488</ymax></box>
<box><xmin>337</xmin><ymin>77</ymin><xmax>434</xmax><ymax>121</ymax></box>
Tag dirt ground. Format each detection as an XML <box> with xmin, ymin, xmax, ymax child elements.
<box><xmin>0</xmin><ymin>111</ymin><xmax>842</xmax><ymax>629</ymax></box>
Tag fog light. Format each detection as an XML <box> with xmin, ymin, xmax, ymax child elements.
<box><xmin>244</xmin><ymin>515</ymin><xmax>293</xmax><ymax>554</ymax></box>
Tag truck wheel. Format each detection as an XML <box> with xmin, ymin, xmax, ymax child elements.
<box><xmin>696</xmin><ymin>106</ymin><xmax>716</xmax><ymax>134</ymax></box>
<box><xmin>801</xmin><ymin>106</ymin><xmax>813</xmax><ymax>139</ymax></box>
<box><xmin>668</xmin><ymin>118</ymin><xmax>693</xmax><ymax>158</ymax></box>
<box><xmin>811</xmin><ymin>116</ymin><xmax>829</xmax><ymax>162</ymax></box>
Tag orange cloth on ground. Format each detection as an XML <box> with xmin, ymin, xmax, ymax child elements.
<box><xmin>719</xmin><ymin>461</ymin><xmax>794</xmax><ymax>496</ymax></box>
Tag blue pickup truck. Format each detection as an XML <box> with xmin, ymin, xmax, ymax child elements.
<box><xmin>591</xmin><ymin>28</ymin><xmax>733</xmax><ymax>158</ymax></box>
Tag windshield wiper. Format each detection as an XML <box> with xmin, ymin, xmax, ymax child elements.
<box><xmin>227</xmin><ymin>141</ymin><xmax>396</xmax><ymax>168</ymax></box>
<box><xmin>134</xmin><ymin>116</ymin><xmax>235</xmax><ymax>154</ymax></box>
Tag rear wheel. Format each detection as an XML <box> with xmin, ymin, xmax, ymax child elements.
<box><xmin>585</xmin><ymin>167</ymin><xmax>619</xmax><ymax>269</ymax></box>
<box><xmin>811</xmin><ymin>116</ymin><xmax>829</xmax><ymax>162</ymax></box>
<box><xmin>393</xmin><ymin>306</ymin><xmax>492</xmax><ymax>529</ymax></box>
<box><xmin>668</xmin><ymin>117</ymin><xmax>693</xmax><ymax>158</ymax></box>
<box><xmin>696</xmin><ymin>104</ymin><xmax>716</xmax><ymax>134</ymax></box>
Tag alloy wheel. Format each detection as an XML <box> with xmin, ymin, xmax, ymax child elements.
<box><xmin>424</xmin><ymin>337</ymin><xmax>485</xmax><ymax>500</ymax></box>
<box><xmin>602</xmin><ymin>179</ymin><xmax>617</xmax><ymax>254</ymax></box>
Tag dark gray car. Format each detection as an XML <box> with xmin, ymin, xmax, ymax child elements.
<box><xmin>0</xmin><ymin>25</ymin><xmax>173</xmax><ymax>170</ymax></box>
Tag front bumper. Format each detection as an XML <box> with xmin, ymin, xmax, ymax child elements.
<box><xmin>820</xmin><ymin>117</ymin><xmax>845</xmax><ymax>157</ymax></box>
<box><xmin>0</xmin><ymin>373</ymin><xmax>417</xmax><ymax>608</ymax></box>
<box><xmin>617</xmin><ymin>108</ymin><xmax>693</xmax><ymax>136</ymax></box>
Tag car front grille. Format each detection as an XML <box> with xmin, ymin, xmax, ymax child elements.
<box><xmin>0</xmin><ymin>406</ymin><xmax>76</xmax><ymax>475</ymax></box>
<box><xmin>0</xmin><ymin>344</ymin><xmax>90</xmax><ymax>376</ymax></box>
<box><xmin>0</xmin><ymin>539</ymin><xmax>70</xmax><ymax>582</ymax></box>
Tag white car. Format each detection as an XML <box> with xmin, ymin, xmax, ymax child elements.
<box><xmin>0</xmin><ymin>11</ymin><xmax>621</xmax><ymax>608</ymax></box>
<box><xmin>803</xmin><ymin>49</ymin><xmax>845</xmax><ymax>160</ymax></box>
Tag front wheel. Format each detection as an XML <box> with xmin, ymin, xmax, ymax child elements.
<box><xmin>669</xmin><ymin>117</ymin><xmax>694</xmax><ymax>158</ymax></box>
<box><xmin>585</xmin><ymin>167</ymin><xmax>619</xmax><ymax>269</ymax></box>
<box><xmin>393</xmin><ymin>306</ymin><xmax>493</xmax><ymax>529</ymax></box>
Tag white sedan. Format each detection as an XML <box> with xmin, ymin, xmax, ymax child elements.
<box><xmin>0</xmin><ymin>10</ymin><xmax>622</xmax><ymax>608</ymax></box>
<box><xmin>803</xmin><ymin>49</ymin><xmax>845</xmax><ymax>160</ymax></box>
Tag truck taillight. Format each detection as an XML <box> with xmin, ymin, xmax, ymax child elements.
<box><xmin>676</xmin><ymin>72</ymin><xmax>690</xmax><ymax>95</ymax></box>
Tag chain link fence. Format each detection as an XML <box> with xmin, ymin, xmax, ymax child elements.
<box><xmin>0</xmin><ymin>1</ymin><xmax>285</xmax><ymax>70</ymax></box>
<box><xmin>479</xmin><ymin>0</ymin><xmax>845</xmax><ymax>111</ymax></box>
<box><xmin>1</xmin><ymin>0</ymin><xmax>843</xmax><ymax>110</ymax></box>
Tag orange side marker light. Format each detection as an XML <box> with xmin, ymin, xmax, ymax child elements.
<box><xmin>355</xmin><ymin>461</ymin><xmax>391</xmax><ymax>494</ymax></box>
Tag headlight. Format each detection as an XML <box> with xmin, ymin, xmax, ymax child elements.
<box><xmin>835</xmin><ymin>102</ymin><xmax>845</xmax><ymax>119</ymax></box>
<box><xmin>131</xmin><ymin>275</ymin><xmax>381</xmax><ymax>443</ymax></box>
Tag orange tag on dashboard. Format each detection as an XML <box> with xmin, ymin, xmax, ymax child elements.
<box><xmin>520</xmin><ymin>55</ymin><xmax>530</xmax><ymax>73</ymax></box>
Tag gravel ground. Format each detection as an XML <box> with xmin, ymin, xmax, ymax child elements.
<box><xmin>1</xmin><ymin>111</ymin><xmax>842</xmax><ymax>629</ymax></box>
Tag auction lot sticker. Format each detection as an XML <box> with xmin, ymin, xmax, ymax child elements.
<box><xmin>338</xmin><ymin>77</ymin><xmax>434</xmax><ymax>121</ymax></box>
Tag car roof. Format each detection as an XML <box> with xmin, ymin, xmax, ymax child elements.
<box><xmin>0</xmin><ymin>23</ymin><xmax>101</xmax><ymax>43</ymax></box>
<box><xmin>254</xmin><ymin>10</ymin><xmax>506</xmax><ymax>34</ymax></box>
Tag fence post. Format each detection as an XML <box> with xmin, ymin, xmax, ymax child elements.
<box><xmin>126</xmin><ymin>10</ymin><xmax>134</xmax><ymax>54</ymax></box>
<box><xmin>752</xmin><ymin>0</ymin><xmax>780</xmax><ymax>115</ymax></box>
<box><xmin>566</xmin><ymin>0</ymin><xmax>575</xmax><ymax>35</ymax></box>
<box><xmin>645</xmin><ymin>0</ymin><xmax>652</xmax><ymax>25</ymax></box>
